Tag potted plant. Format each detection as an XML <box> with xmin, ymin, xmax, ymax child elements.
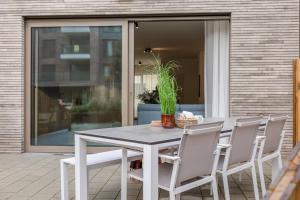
<box><xmin>154</xmin><ymin>59</ymin><xmax>178</xmax><ymax>128</ymax></box>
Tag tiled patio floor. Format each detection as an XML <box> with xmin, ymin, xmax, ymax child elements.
<box><xmin>0</xmin><ymin>153</ymin><xmax>275</xmax><ymax>200</ymax></box>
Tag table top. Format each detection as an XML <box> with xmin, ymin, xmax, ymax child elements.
<box><xmin>75</xmin><ymin>118</ymin><xmax>266</xmax><ymax>145</ymax></box>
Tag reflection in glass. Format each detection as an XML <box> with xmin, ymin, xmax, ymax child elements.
<box><xmin>31</xmin><ymin>26</ymin><xmax>122</xmax><ymax>146</ymax></box>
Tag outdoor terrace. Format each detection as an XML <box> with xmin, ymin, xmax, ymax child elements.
<box><xmin>0</xmin><ymin>153</ymin><xmax>276</xmax><ymax>200</ymax></box>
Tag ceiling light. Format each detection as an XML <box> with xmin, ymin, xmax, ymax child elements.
<box><xmin>134</xmin><ymin>22</ymin><xmax>139</xmax><ymax>29</ymax></box>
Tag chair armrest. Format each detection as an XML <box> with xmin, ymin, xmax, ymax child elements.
<box><xmin>217</xmin><ymin>143</ymin><xmax>232</xmax><ymax>149</ymax></box>
<box><xmin>219</xmin><ymin>132</ymin><xmax>231</xmax><ymax>138</ymax></box>
<box><xmin>216</xmin><ymin>144</ymin><xmax>232</xmax><ymax>155</ymax></box>
<box><xmin>159</xmin><ymin>145</ymin><xmax>179</xmax><ymax>155</ymax></box>
<box><xmin>159</xmin><ymin>154</ymin><xmax>181</xmax><ymax>161</ymax></box>
<box><xmin>256</xmin><ymin>136</ymin><xmax>266</xmax><ymax>146</ymax></box>
<box><xmin>256</xmin><ymin>135</ymin><xmax>266</xmax><ymax>141</ymax></box>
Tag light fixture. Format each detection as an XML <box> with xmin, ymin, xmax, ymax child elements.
<box><xmin>134</xmin><ymin>22</ymin><xmax>139</xmax><ymax>29</ymax></box>
<box><xmin>144</xmin><ymin>48</ymin><xmax>152</xmax><ymax>53</ymax></box>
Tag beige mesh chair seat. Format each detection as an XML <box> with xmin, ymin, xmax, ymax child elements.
<box><xmin>256</xmin><ymin>114</ymin><xmax>288</xmax><ymax>196</ymax></box>
<box><xmin>129</xmin><ymin>121</ymin><xmax>224</xmax><ymax>200</ymax></box>
<box><xmin>217</xmin><ymin>117</ymin><xmax>262</xmax><ymax>200</ymax></box>
<box><xmin>130</xmin><ymin>162</ymin><xmax>173</xmax><ymax>190</ymax></box>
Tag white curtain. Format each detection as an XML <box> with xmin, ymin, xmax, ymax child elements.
<box><xmin>205</xmin><ymin>21</ymin><xmax>230</xmax><ymax>118</ymax></box>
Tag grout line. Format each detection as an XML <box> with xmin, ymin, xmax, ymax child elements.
<box><xmin>217</xmin><ymin>174</ymin><xmax>226</xmax><ymax>200</ymax></box>
<box><xmin>90</xmin><ymin>164</ymin><xmax>120</xmax><ymax>200</ymax></box>
<box><xmin>244</xmin><ymin>169</ymin><xmax>265</xmax><ymax>200</ymax></box>
<box><xmin>21</xmin><ymin>157</ymin><xmax>62</xmax><ymax>199</ymax></box>
<box><xmin>230</xmin><ymin>173</ymin><xmax>248</xmax><ymax>200</ymax></box>
<box><xmin>264</xmin><ymin>161</ymin><xmax>273</xmax><ymax>181</ymax></box>
<box><xmin>135</xmin><ymin>184</ymin><xmax>142</xmax><ymax>200</ymax></box>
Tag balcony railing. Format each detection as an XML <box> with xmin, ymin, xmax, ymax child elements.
<box><xmin>61</xmin><ymin>44</ymin><xmax>90</xmax><ymax>54</ymax></box>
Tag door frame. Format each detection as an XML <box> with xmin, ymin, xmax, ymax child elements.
<box><xmin>127</xmin><ymin>16</ymin><xmax>231</xmax><ymax>124</ymax></box>
<box><xmin>25</xmin><ymin>19</ymin><xmax>129</xmax><ymax>153</ymax></box>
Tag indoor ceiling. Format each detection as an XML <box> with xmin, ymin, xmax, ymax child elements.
<box><xmin>134</xmin><ymin>20</ymin><xmax>205</xmax><ymax>65</ymax></box>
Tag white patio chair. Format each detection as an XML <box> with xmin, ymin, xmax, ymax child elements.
<box><xmin>159</xmin><ymin>121</ymin><xmax>225</xmax><ymax>157</ymax></box>
<box><xmin>217</xmin><ymin>117</ymin><xmax>262</xmax><ymax>200</ymax></box>
<box><xmin>60</xmin><ymin>149</ymin><xmax>142</xmax><ymax>200</ymax></box>
<box><xmin>129</xmin><ymin>121</ymin><xmax>224</xmax><ymax>200</ymax></box>
<box><xmin>256</xmin><ymin>114</ymin><xmax>288</xmax><ymax>196</ymax></box>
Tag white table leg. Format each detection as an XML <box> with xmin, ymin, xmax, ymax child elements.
<box><xmin>143</xmin><ymin>145</ymin><xmax>159</xmax><ymax>200</ymax></box>
<box><xmin>60</xmin><ymin>160</ymin><xmax>68</xmax><ymax>200</ymax></box>
<box><xmin>121</xmin><ymin>148</ymin><xmax>128</xmax><ymax>200</ymax></box>
<box><xmin>75</xmin><ymin>134</ymin><xmax>88</xmax><ymax>200</ymax></box>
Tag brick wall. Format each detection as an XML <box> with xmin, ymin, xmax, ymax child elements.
<box><xmin>0</xmin><ymin>0</ymin><xmax>298</xmax><ymax>153</ymax></box>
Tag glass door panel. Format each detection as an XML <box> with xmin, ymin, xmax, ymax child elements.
<box><xmin>31</xmin><ymin>25</ymin><xmax>124</xmax><ymax>146</ymax></box>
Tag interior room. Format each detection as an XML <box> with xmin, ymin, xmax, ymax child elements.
<box><xmin>134</xmin><ymin>20</ymin><xmax>206</xmax><ymax>124</ymax></box>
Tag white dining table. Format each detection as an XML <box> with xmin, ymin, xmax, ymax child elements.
<box><xmin>74</xmin><ymin>118</ymin><xmax>266</xmax><ymax>200</ymax></box>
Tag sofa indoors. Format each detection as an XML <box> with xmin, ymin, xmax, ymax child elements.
<box><xmin>137</xmin><ymin>104</ymin><xmax>205</xmax><ymax>125</ymax></box>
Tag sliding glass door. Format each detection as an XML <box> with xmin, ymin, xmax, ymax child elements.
<box><xmin>27</xmin><ymin>21</ymin><xmax>128</xmax><ymax>149</ymax></box>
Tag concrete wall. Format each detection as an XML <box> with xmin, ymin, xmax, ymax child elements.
<box><xmin>0</xmin><ymin>0</ymin><xmax>298</xmax><ymax>153</ymax></box>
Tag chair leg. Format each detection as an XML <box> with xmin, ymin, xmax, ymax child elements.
<box><xmin>251</xmin><ymin>166</ymin><xmax>260</xmax><ymax>200</ymax></box>
<box><xmin>222</xmin><ymin>174</ymin><xmax>230</xmax><ymax>200</ymax></box>
<box><xmin>271</xmin><ymin>154</ymin><xmax>283</xmax><ymax>180</ymax></box>
<box><xmin>87</xmin><ymin>169</ymin><xmax>90</xmax><ymax>196</ymax></box>
<box><xmin>277</xmin><ymin>155</ymin><xmax>283</xmax><ymax>169</ymax></box>
<box><xmin>210</xmin><ymin>175</ymin><xmax>219</xmax><ymax>195</ymax></box>
<box><xmin>60</xmin><ymin>161</ymin><xmax>68</xmax><ymax>200</ymax></box>
<box><xmin>169</xmin><ymin>192</ymin><xmax>176</xmax><ymax>200</ymax></box>
<box><xmin>257</xmin><ymin>159</ymin><xmax>266</xmax><ymax>196</ymax></box>
<box><xmin>212</xmin><ymin>177</ymin><xmax>219</xmax><ymax>200</ymax></box>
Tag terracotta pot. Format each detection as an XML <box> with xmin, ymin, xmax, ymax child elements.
<box><xmin>161</xmin><ymin>114</ymin><xmax>175</xmax><ymax>128</ymax></box>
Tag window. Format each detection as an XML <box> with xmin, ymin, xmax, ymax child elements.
<box><xmin>103</xmin><ymin>40</ymin><xmax>121</xmax><ymax>57</ymax></box>
<box><xmin>39</xmin><ymin>64</ymin><xmax>55</xmax><ymax>81</ymax></box>
<box><xmin>42</xmin><ymin>40</ymin><xmax>56</xmax><ymax>58</ymax></box>
<box><xmin>70</xmin><ymin>64</ymin><xmax>90</xmax><ymax>81</ymax></box>
<box><xmin>30</xmin><ymin>26</ymin><xmax>123</xmax><ymax>146</ymax></box>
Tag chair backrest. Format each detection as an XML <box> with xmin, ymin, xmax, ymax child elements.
<box><xmin>228</xmin><ymin>117</ymin><xmax>261</xmax><ymax>165</ymax></box>
<box><xmin>263</xmin><ymin>114</ymin><xmax>288</xmax><ymax>154</ymax></box>
<box><xmin>176</xmin><ymin>121</ymin><xmax>224</xmax><ymax>183</ymax></box>
<box><xmin>184</xmin><ymin>121</ymin><xmax>224</xmax><ymax>130</ymax></box>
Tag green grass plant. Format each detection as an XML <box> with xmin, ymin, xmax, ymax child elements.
<box><xmin>153</xmin><ymin>57</ymin><xmax>178</xmax><ymax>115</ymax></box>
